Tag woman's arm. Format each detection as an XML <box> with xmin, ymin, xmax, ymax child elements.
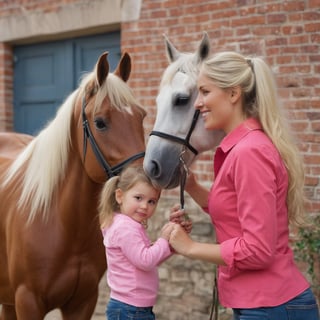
<box><xmin>185</xmin><ymin>171</ymin><xmax>210</xmax><ymax>208</ymax></box>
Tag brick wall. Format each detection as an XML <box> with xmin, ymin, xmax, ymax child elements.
<box><xmin>0</xmin><ymin>43</ymin><xmax>13</xmax><ymax>131</ymax></box>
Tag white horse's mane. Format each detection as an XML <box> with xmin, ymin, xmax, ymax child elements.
<box><xmin>3</xmin><ymin>68</ymin><xmax>141</xmax><ymax>223</ymax></box>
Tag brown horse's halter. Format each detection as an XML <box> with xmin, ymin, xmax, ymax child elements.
<box><xmin>82</xmin><ymin>95</ymin><xmax>145</xmax><ymax>178</ymax></box>
<box><xmin>149</xmin><ymin>109</ymin><xmax>200</xmax><ymax>209</ymax></box>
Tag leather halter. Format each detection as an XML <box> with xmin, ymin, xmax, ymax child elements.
<box><xmin>82</xmin><ymin>95</ymin><xmax>145</xmax><ymax>178</ymax></box>
<box><xmin>149</xmin><ymin>109</ymin><xmax>200</xmax><ymax>156</ymax></box>
<box><xmin>149</xmin><ymin>109</ymin><xmax>200</xmax><ymax>209</ymax></box>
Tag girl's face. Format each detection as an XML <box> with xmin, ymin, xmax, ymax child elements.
<box><xmin>194</xmin><ymin>71</ymin><xmax>243</xmax><ymax>134</ymax></box>
<box><xmin>115</xmin><ymin>181</ymin><xmax>160</xmax><ymax>224</ymax></box>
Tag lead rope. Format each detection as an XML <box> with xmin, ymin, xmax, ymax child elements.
<box><xmin>179</xmin><ymin>148</ymin><xmax>219</xmax><ymax>320</ymax></box>
<box><xmin>209</xmin><ymin>267</ymin><xmax>219</xmax><ymax>320</ymax></box>
<box><xmin>179</xmin><ymin>148</ymin><xmax>188</xmax><ymax>213</ymax></box>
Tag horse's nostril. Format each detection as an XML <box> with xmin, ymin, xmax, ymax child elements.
<box><xmin>150</xmin><ymin>160</ymin><xmax>161</xmax><ymax>178</ymax></box>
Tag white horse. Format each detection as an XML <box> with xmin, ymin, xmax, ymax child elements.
<box><xmin>144</xmin><ymin>33</ymin><xmax>224</xmax><ymax>189</ymax></box>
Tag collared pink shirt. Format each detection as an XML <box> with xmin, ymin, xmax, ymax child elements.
<box><xmin>208</xmin><ymin>118</ymin><xmax>309</xmax><ymax>308</ymax></box>
<box><xmin>102</xmin><ymin>214</ymin><xmax>172</xmax><ymax>307</ymax></box>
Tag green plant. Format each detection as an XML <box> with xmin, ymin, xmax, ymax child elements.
<box><xmin>294</xmin><ymin>215</ymin><xmax>320</xmax><ymax>300</ymax></box>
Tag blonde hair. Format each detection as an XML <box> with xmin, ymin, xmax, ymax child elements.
<box><xmin>202</xmin><ymin>52</ymin><xmax>305</xmax><ymax>225</ymax></box>
<box><xmin>99</xmin><ymin>165</ymin><xmax>161</xmax><ymax>228</ymax></box>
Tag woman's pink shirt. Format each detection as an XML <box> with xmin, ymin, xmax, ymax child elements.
<box><xmin>102</xmin><ymin>214</ymin><xmax>172</xmax><ymax>307</ymax></box>
<box><xmin>208</xmin><ymin>118</ymin><xmax>309</xmax><ymax>308</ymax></box>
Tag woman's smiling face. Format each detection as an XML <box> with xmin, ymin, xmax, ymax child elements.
<box><xmin>194</xmin><ymin>71</ymin><xmax>242</xmax><ymax>134</ymax></box>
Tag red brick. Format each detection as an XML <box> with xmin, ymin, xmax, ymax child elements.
<box><xmin>305</xmin><ymin>22</ymin><xmax>320</xmax><ymax>33</ymax></box>
<box><xmin>267</xmin><ymin>13</ymin><xmax>287</xmax><ymax>24</ymax></box>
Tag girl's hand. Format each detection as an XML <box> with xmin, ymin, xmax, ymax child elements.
<box><xmin>160</xmin><ymin>222</ymin><xmax>175</xmax><ymax>240</ymax></box>
<box><xmin>169</xmin><ymin>204</ymin><xmax>192</xmax><ymax>233</ymax></box>
<box><xmin>180</xmin><ymin>216</ymin><xmax>192</xmax><ymax>234</ymax></box>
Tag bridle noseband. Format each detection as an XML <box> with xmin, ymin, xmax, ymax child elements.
<box><xmin>82</xmin><ymin>95</ymin><xmax>145</xmax><ymax>178</ymax></box>
<box><xmin>149</xmin><ymin>109</ymin><xmax>200</xmax><ymax>157</ymax></box>
<box><xmin>149</xmin><ymin>109</ymin><xmax>200</xmax><ymax>209</ymax></box>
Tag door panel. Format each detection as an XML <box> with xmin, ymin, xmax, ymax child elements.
<box><xmin>13</xmin><ymin>32</ymin><xmax>120</xmax><ymax>135</ymax></box>
<box><xmin>74</xmin><ymin>33</ymin><xmax>121</xmax><ymax>85</ymax></box>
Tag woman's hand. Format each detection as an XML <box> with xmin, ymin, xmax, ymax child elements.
<box><xmin>169</xmin><ymin>224</ymin><xmax>193</xmax><ymax>256</ymax></box>
<box><xmin>169</xmin><ymin>204</ymin><xmax>192</xmax><ymax>233</ymax></box>
<box><xmin>169</xmin><ymin>224</ymin><xmax>225</xmax><ymax>265</ymax></box>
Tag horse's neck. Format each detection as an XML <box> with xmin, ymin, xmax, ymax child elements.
<box><xmin>60</xmin><ymin>153</ymin><xmax>103</xmax><ymax>228</ymax></box>
<box><xmin>0</xmin><ymin>133</ymin><xmax>33</xmax><ymax>161</ymax></box>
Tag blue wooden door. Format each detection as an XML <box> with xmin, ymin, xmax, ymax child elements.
<box><xmin>13</xmin><ymin>32</ymin><xmax>120</xmax><ymax>135</ymax></box>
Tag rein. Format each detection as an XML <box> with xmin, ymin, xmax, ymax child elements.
<box><xmin>82</xmin><ymin>95</ymin><xmax>145</xmax><ymax>178</ymax></box>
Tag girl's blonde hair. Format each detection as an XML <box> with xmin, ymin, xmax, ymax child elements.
<box><xmin>202</xmin><ymin>52</ymin><xmax>305</xmax><ymax>225</ymax></box>
<box><xmin>99</xmin><ymin>165</ymin><xmax>161</xmax><ymax>228</ymax></box>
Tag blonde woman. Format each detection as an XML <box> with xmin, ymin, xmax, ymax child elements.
<box><xmin>169</xmin><ymin>52</ymin><xmax>319</xmax><ymax>320</ymax></box>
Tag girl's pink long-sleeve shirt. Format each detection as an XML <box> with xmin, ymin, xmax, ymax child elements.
<box><xmin>102</xmin><ymin>214</ymin><xmax>172</xmax><ymax>307</ymax></box>
<box><xmin>208</xmin><ymin>118</ymin><xmax>309</xmax><ymax>308</ymax></box>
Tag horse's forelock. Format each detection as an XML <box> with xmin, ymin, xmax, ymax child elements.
<box><xmin>93</xmin><ymin>73</ymin><xmax>142</xmax><ymax>115</ymax></box>
<box><xmin>160</xmin><ymin>53</ymin><xmax>199</xmax><ymax>89</ymax></box>
<box><xmin>78</xmin><ymin>69</ymin><xmax>142</xmax><ymax>116</ymax></box>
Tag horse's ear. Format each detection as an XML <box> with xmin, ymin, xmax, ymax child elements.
<box><xmin>164</xmin><ymin>34</ymin><xmax>181</xmax><ymax>63</ymax></box>
<box><xmin>114</xmin><ymin>52</ymin><xmax>131</xmax><ymax>82</ymax></box>
<box><xmin>194</xmin><ymin>32</ymin><xmax>210</xmax><ymax>64</ymax></box>
<box><xmin>96</xmin><ymin>52</ymin><xmax>110</xmax><ymax>87</ymax></box>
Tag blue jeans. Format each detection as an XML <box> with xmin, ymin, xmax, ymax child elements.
<box><xmin>106</xmin><ymin>298</ymin><xmax>155</xmax><ymax>320</ymax></box>
<box><xmin>233</xmin><ymin>288</ymin><xmax>319</xmax><ymax>320</ymax></box>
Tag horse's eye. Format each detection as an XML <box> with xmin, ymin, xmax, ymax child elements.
<box><xmin>94</xmin><ymin>118</ymin><xmax>107</xmax><ymax>131</ymax></box>
<box><xmin>173</xmin><ymin>93</ymin><xmax>190</xmax><ymax>106</ymax></box>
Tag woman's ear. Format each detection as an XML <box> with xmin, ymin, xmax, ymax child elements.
<box><xmin>115</xmin><ymin>188</ymin><xmax>123</xmax><ymax>205</ymax></box>
<box><xmin>230</xmin><ymin>86</ymin><xmax>241</xmax><ymax>104</ymax></box>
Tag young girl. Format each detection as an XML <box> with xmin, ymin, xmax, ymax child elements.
<box><xmin>169</xmin><ymin>52</ymin><xmax>320</xmax><ymax>320</ymax></box>
<box><xmin>99</xmin><ymin>165</ymin><xmax>177</xmax><ymax>320</ymax></box>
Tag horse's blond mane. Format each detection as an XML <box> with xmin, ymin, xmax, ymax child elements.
<box><xmin>3</xmin><ymin>89</ymin><xmax>76</xmax><ymax>223</ymax></box>
<box><xmin>3</xmin><ymin>68</ymin><xmax>141</xmax><ymax>224</ymax></box>
<box><xmin>160</xmin><ymin>53</ymin><xmax>200</xmax><ymax>89</ymax></box>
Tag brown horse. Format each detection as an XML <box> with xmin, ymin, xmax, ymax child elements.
<box><xmin>0</xmin><ymin>52</ymin><xmax>146</xmax><ymax>319</ymax></box>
